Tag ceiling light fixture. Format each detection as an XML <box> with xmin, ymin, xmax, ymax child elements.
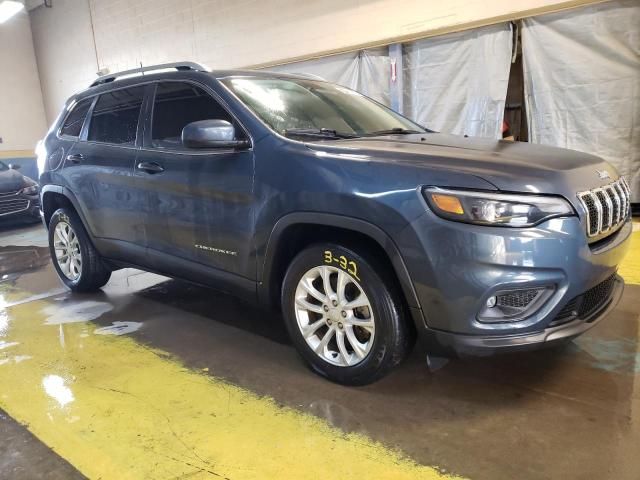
<box><xmin>0</xmin><ymin>1</ymin><xmax>24</xmax><ymax>24</ymax></box>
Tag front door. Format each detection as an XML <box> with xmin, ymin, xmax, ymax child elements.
<box><xmin>135</xmin><ymin>81</ymin><xmax>255</xmax><ymax>281</ymax></box>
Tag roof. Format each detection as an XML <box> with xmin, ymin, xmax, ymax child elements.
<box><xmin>68</xmin><ymin>62</ymin><xmax>324</xmax><ymax>106</ymax></box>
<box><xmin>209</xmin><ymin>69</ymin><xmax>320</xmax><ymax>80</ymax></box>
<box><xmin>89</xmin><ymin>61</ymin><xmax>321</xmax><ymax>87</ymax></box>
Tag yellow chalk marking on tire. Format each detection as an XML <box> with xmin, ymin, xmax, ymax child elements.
<box><xmin>0</xmin><ymin>298</ymin><xmax>460</xmax><ymax>480</ymax></box>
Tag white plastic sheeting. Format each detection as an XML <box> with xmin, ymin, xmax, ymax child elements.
<box><xmin>403</xmin><ymin>24</ymin><xmax>513</xmax><ymax>138</ymax></box>
<box><xmin>265</xmin><ymin>48</ymin><xmax>391</xmax><ymax>105</ymax></box>
<box><xmin>522</xmin><ymin>0</ymin><xmax>640</xmax><ymax>201</ymax></box>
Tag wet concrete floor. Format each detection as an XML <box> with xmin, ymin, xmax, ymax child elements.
<box><xmin>1</xmin><ymin>223</ymin><xmax>639</xmax><ymax>479</ymax></box>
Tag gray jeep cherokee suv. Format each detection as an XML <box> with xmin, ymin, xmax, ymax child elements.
<box><xmin>38</xmin><ymin>62</ymin><xmax>632</xmax><ymax>385</ymax></box>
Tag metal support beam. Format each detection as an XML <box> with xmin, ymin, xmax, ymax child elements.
<box><xmin>388</xmin><ymin>43</ymin><xmax>404</xmax><ymax>115</ymax></box>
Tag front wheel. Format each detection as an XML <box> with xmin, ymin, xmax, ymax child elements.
<box><xmin>48</xmin><ymin>208</ymin><xmax>111</xmax><ymax>292</ymax></box>
<box><xmin>281</xmin><ymin>243</ymin><xmax>413</xmax><ymax>385</ymax></box>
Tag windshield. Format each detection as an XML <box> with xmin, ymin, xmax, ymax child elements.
<box><xmin>0</xmin><ymin>161</ymin><xmax>8</xmax><ymax>172</ymax></box>
<box><xmin>221</xmin><ymin>76</ymin><xmax>425</xmax><ymax>138</ymax></box>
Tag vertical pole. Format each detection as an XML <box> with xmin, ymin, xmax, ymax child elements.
<box><xmin>388</xmin><ymin>43</ymin><xmax>404</xmax><ymax>114</ymax></box>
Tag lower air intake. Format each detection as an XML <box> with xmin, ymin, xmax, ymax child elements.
<box><xmin>549</xmin><ymin>274</ymin><xmax>617</xmax><ymax>327</ymax></box>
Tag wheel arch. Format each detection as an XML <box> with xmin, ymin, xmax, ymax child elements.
<box><xmin>41</xmin><ymin>185</ymin><xmax>91</xmax><ymax>234</ymax></box>
<box><xmin>259</xmin><ymin>212</ymin><xmax>422</xmax><ymax>318</ymax></box>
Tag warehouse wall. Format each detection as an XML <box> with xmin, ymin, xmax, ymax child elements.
<box><xmin>30</xmin><ymin>0</ymin><xmax>98</xmax><ymax>126</ymax></box>
<box><xmin>0</xmin><ymin>9</ymin><xmax>46</xmax><ymax>155</ymax></box>
<box><xmin>30</xmin><ymin>0</ymin><xmax>604</xmax><ymax>123</ymax></box>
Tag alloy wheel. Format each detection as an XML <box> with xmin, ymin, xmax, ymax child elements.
<box><xmin>294</xmin><ymin>265</ymin><xmax>375</xmax><ymax>367</ymax></box>
<box><xmin>53</xmin><ymin>221</ymin><xmax>82</xmax><ymax>281</ymax></box>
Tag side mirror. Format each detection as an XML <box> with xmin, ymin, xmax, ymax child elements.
<box><xmin>8</xmin><ymin>163</ymin><xmax>20</xmax><ymax>170</ymax></box>
<box><xmin>182</xmin><ymin>119</ymin><xmax>250</xmax><ymax>149</ymax></box>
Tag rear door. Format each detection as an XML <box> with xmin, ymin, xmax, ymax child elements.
<box><xmin>135</xmin><ymin>81</ymin><xmax>255</xmax><ymax>280</ymax></box>
<box><xmin>63</xmin><ymin>86</ymin><xmax>147</xmax><ymax>258</ymax></box>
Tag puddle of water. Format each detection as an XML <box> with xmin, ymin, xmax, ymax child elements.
<box><xmin>42</xmin><ymin>301</ymin><xmax>113</xmax><ymax>325</ymax></box>
<box><xmin>0</xmin><ymin>290</ymin><xmax>68</xmax><ymax>310</ymax></box>
<box><xmin>572</xmin><ymin>336</ymin><xmax>640</xmax><ymax>375</ymax></box>
<box><xmin>0</xmin><ymin>310</ymin><xmax>6</xmax><ymax>336</ymax></box>
<box><xmin>94</xmin><ymin>321</ymin><xmax>142</xmax><ymax>336</ymax></box>
<box><xmin>42</xmin><ymin>374</ymin><xmax>75</xmax><ymax>408</ymax></box>
<box><xmin>0</xmin><ymin>341</ymin><xmax>18</xmax><ymax>350</ymax></box>
<box><xmin>0</xmin><ymin>354</ymin><xmax>32</xmax><ymax>366</ymax></box>
<box><xmin>13</xmin><ymin>355</ymin><xmax>32</xmax><ymax>363</ymax></box>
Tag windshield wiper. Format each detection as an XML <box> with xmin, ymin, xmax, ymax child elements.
<box><xmin>364</xmin><ymin>128</ymin><xmax>424</xmax><ymax>136</ymax></box>
<box><xmin>283</xmin><ymin>128</ymin><xmax>359</xmax><ymax>139</ymax></box>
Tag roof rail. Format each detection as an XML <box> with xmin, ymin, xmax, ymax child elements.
<box><xmin>90</xmin><ymin>61</ymin><xmax>208</xmax><ymax>87</ymax></box>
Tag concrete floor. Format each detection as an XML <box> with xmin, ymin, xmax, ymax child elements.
<box><xmin>0</xmin><ymin>222</ymin><xmax>639</xmax><ymax>479</ymax></box>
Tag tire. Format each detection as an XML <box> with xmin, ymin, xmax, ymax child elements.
<box><xmin>281</xmin><ymin>243</ymin><xmax>413</xmax><ymax>385</ymax></box>
<box><xmin>48</xmin><ymin>207</ymin><xmax>111</xmax><ymax>292</ymax></box>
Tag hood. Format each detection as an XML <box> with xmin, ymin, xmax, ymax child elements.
<box><xmin>304</xmin><ymin>133</ymin><xmax>619</xmax><ymax>204</ymax></box>
<box><xmin>0</xmin><ymin>168</ymin><xmax>30</xmax><ymax>193</ymax></box>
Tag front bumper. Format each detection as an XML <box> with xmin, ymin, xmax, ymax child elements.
<box><xmin>396</xmin><ymin>210</ymin><xmax>632</xmax><ymax>355</ymax></box>
<box><xmin>422</xmin><ymin>274</ymin><xmax>624</xmax><ymax>356</ymax></box>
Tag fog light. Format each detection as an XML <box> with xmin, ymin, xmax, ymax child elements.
<box><xmin>478</xmin><ymin>286</ymin><xmax>554</xmax><ymax>323</ymax></box>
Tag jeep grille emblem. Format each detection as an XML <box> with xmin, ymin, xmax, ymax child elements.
<box><xmin>596</xmin><ymin>170</ymin><xmax>610</xmax><ymax>180</ymax></box>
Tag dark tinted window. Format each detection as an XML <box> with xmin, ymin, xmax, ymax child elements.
<box><xmin>60</xmin><ymin>98</ymin><xmax>92</xmax><ymax>138</ymax></box>
<box><xmin>151</xmin><ymin>82</ymin><xmax>241</xmax><ymax>149</ymax></box>
<box><xmin>0</xmin><ymin>161</ymin><xmax>8</xmax><ymax>172</ymax></box>
<box><xmin>88</xmin><ymin>87</ymin><xmax>145</xmax><ymax>145</ymax></box>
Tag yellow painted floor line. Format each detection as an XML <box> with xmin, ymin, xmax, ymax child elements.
<box><xmin>0</xmin><ymin>298</ymin><xmax>460</xmax><ymax>480</ymax></box>
<box><xmin>619</xmin><ymin>224</ymin><xmax>640</xmax><ymax>286</ymax></box>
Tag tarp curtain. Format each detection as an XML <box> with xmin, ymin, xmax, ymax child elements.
<box><xmin>403</xmin><ymin>24</ymin><xmax>513</xmax><ymax>138</ymax></box>
<box><xmin>522</xmin><ymin>0</ymin><xmax>640</xmax><ymax>201</ymax></box>
<box><xmin>266</xmin><ymin>48</ymin><xmax>391</xmax><ymax>105</ymax></box>
<box><xmin>264</xmin><ymin>27</ymin><xmax>513</xmax><ymax>138</ymax></box>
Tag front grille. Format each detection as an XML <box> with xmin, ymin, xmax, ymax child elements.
<box><xmin>549</xmin><ymin>274</ymin><xmax>617</xmax><ymax>327</ymax></box>
<box><xmin>0</xmin><ymin>190</ymin><xmax>19</xmax><ymax>198</ymax></box>
<box><xmin>0</xmin><ymin>198</ymin><xmax>29</xmax><ymax>216</ymax></box>
<box><xmin>577</xmin><ymin>177</ymin><xmax>631</xmax><ymax>238</ymax></box>
<box><xmin>497</xmin><ymin>290</ymin><xmax>539</xmax><ymax>308</ymax></box>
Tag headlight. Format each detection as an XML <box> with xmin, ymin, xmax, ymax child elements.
<box><xmin>423</xmin><ymin>187</ymin><xmax>575</xmax><ymax>227</ymax></box>
<box><xmin>21</xmin><ymin>185</ymin><xmax>39</xmax><ymax>195</ymax></box>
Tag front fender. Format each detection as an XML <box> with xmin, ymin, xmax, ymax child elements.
<box><xmin>259</xmin><ymin>212</ymin><xmax>423</xmax><ymax>320</ymax></box>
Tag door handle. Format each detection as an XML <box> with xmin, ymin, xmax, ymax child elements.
<box><xmin>137</xmin><ymin>162</ymin><xmax>165</xmax><ymax>174</ymax></box>
<box><xmin>66</xmin><ymin>153</ymin><xmax>84</xmax><ymax>164</ymax></box>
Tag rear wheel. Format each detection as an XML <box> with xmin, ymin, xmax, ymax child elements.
<box><xmin>281</xmin><ymin>243</ymin><xmax>412</xmax><ymax>385</ymax></box>
<box><xmin>48</xmin><ymin>208</ymin><xmax>111</xmax><ymax>292</ymax></box>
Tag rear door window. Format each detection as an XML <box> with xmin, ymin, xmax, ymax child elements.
<box><xmin>151</xmin><ymin>82</ymin><xmax>243</xmax><ymax>149</ymax></box>
<box><xmin>60</xmin><ymin>98</ymin><xmax>92</xmax><ymax>138</ymax></box>
<box><xmin>88</xmin><ymin>86</ymin><xmax>145</xmax><ymax>145</ymax></box>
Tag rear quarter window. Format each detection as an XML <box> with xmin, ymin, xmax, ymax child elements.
<box><xmin>60</xmin><ymin>98</ymin><xmax>92</xmax><ymax>138</ymax></box>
